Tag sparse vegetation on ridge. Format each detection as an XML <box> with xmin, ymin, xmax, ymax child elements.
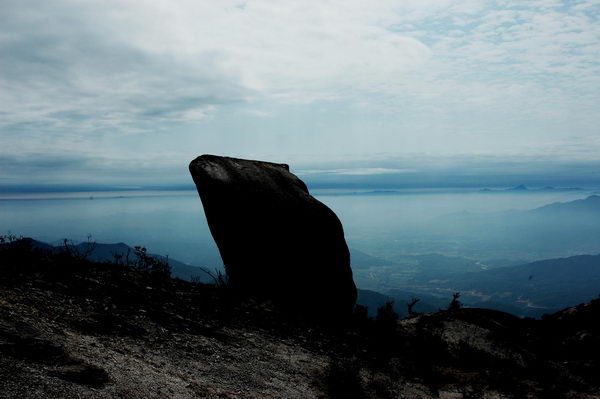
<box><xmin>0</xmin><ymin>237</ymin><xmax>599</xmax><ymax>398</ymax></box>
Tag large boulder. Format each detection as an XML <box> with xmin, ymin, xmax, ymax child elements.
<box><xmin>189</xmin><ymin>154</ymin><xmax>357</xmax><ymax>316</ymax></box>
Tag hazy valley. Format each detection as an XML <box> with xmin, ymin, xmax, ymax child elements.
<box><xmin>6</xmin><ymin>190</ymin><xmax>600</xmax><ymax>320</ymax></box>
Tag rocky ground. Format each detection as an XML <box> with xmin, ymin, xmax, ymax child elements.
<box><xmin>1</xmin><ymin>239</ymin><xmax>599</xmax><ymax>398</ymax></box>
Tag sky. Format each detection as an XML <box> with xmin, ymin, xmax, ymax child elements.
<box><xmin>1</xmin><ymin>0</ymin><xmax>600</xmax><ymax>188</ymax></box>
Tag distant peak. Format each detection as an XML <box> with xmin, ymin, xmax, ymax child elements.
<box><xmin>507</xmin><ymin>185</ymin><xmax>528</xmax><ymax>191</ymax></box>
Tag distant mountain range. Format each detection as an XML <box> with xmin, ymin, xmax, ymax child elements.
<box><xmin>439</xmin><ymin>195</ymin><xmax>600</xmax><ymax>221</ymax></box>
<box><xmin>480</xmin><ymin>185</ymin><xmax>584</xmax><ymax>192</ymax></box>
<box><xmin>430</xmin><ymin>195</ymin><xmax>600</xmax><ymax>259</ymax></box>
<box><xmin>531</xmin><ymin>194</ymin><xmax>600</xmax><ymax>214</ymax></box>
<box><xmin>17</xmin><ymin>238</ymin><xmax>215</xmax><ymax>284</ymax></box>
<box><xmin>315</xmin><ymin>186</ymin><xmax>587</xmax><ymax>196</ymax></box>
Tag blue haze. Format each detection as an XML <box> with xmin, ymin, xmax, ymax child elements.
<box><xmin>1</xmin><ymin>188</ymin><xmax>597</xmax><ymax>271</ymax></box>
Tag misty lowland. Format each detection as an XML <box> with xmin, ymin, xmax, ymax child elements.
<box><xmin>1</xmin><ymin>154</ymin><xmax>600</xmax><ymax>399</ymax></box>
<box><xmin>4</xmin><ymin>184</ymin><xmax>600</xmax><ymax>319</ymax></box>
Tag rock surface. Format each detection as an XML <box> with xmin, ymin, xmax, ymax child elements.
<box><xmin>189</xmin><ymin>154</ymin><xmax>357</xmax><ymax>315</ymax></box>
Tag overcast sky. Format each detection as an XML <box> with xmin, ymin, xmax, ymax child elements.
<box><xmin>1</xmin><ymin>0</ymin><xmax>600</xmax><ymax>187</ymax></box>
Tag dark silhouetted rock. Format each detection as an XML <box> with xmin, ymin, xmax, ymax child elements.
<box><xmin>189</xmin><ymin>154</ymin><xmax>357</xmax><ymax>316</ymax></box>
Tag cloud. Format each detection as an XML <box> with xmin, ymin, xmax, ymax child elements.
<box><xmin>0</xmin><ymin>0</ymin><xmax>431</xmax><ymax>132</ymax></box>
<box><xmin>297</xmin><ymin>168</ymin><xmax>415</xmax><ymax>176</ymax></box>
<box><xmin>1</xmin><ymin>0</ymin><xmax>600</xmax><ymax>187</ymax></box>
<box><xmin>240</xmin><ymin>109</ymin><xmax>272</xmax><ymax>118</ymax></box>
<box><xmin>293</xmin><ymin>153</ymin><xmax>600</xmax><ymax>188</ymax></box>
<box><xmin>3</xmin><ymin>151</ymin><xmax>600</xmax><ymax>189</ymax></box>
<box><xmin>3</xmin><ymin>0</ymin><xmax>599</xmax><ymax>128</ymax></box>
<box><xmin>0</xmin><ymin>152</ymin><xmax>187</xmax><ymax>185</ymax></box>
<box><xmin>0</xmin><ymin>1</ymin><xmax>252</xmax><ymax>134</ymax></box>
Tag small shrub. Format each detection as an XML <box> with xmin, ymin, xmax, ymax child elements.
<box><xmin>351</xmin><ymin>304</ymin><xmax>371</xmax><ymax>332</ymax></box>
<box><xmin>407</xmin><ymin>297</ymin><xmax>420</xmax><ymax>317</ymax></box>
<box><xmin>353</xmin><ymin>304</ymin><xmax>369</xmax><ymax>321</ymax></box>
<box><xmin>448</xmin><ymin>292</ymin><xmax>462</xmax><ymax>311</ymax></box>
<box><xmin>371</xmin><ymin>301</ymin><xmax>401</xmax><ymax>360</ymax></box>
<box><xmin>130</xmin><ymin>246</ymin><xmax>171</xmax><ymax>279</ymax></box>
<box><xmin>376</xmin><ymin>301</ymin><xmax>399</xmax><ymax>326</ymax></box>
<box><xmin>61</xmin><ymin>234</ymin><xmax>96</xmax><ymax>261</ymax></box>
<box><xmin>213</xmin><ymin>268</ymin><xmax>228</xmax><ymax>287</ymax></box>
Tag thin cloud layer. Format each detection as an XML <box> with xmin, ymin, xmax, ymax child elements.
<box><xmin>0</xmin><ymin>0</ymin><xmax>430</xmax><ymax>130</ymax></box>
<box><xmin>0</xmin><ymin>1</ymin><xmax>250</xmax><ymax>131</ymax></box>
<box><xmin>1</xmin><ymin>0</ymin><xmax>599</xmax><ymax>186</ymax></box>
